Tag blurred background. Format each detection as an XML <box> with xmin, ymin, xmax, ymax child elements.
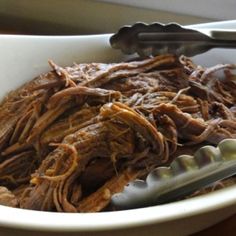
<box><xmin>0</xmin><ymin>0</ymin><xmax>222</xmax><ymax>35</ymax></box>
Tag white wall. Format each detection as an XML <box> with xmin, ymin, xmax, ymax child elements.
<box><xmin>0</xmin><ymin>0</ymin><xmax>210</xmax><ymax>34</ymax></box>
<box><xmin>99</xmin><ymin>0</ymin><xmax>235</xmax><ymax>20</ymax></box>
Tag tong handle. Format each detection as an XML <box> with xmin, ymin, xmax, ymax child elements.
<box><xmin>198</xmin><ymin>28</ymin><xmax>236</xmax><ymax>40</ymax></box>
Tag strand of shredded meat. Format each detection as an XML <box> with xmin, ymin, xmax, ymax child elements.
<box><xmin>0</xmin><ymin>54</ymin><xmax>235</xmax><ymax>212</ymax></box>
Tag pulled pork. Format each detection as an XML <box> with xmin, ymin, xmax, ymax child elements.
<box><xmin>0</xmin><ymin>54</ymin><xmax>235</xmax><ymax>212</ymax></box>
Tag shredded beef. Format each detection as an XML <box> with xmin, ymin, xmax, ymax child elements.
<box><xmin>0</xmin><ymin>54</ymin><xmax>235</xmax><ymax>212</ymax></box>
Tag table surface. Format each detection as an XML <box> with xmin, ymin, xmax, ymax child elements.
<box><xmin>194</xmin><ymin>214</ymin><xmax>236</xmax><ymax>235</ymax></box>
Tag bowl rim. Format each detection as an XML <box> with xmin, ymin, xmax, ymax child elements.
<box><xmin>0</xmin><ymin>185</ymin><xmax>236</xmax><ymax>232</ymax></box>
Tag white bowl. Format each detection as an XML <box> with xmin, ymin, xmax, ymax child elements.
<box><xmin>0</xmin><ymin>21</ymin><xmax>236</xmax><ymax>236</ymax></box>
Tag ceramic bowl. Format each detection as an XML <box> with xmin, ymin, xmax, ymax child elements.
<box><xmin>0</xmin><ymin>20</ymin><xmax>236</xmax><ymax>236</ymax></box>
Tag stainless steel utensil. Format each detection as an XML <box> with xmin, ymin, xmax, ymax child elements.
<box><xmin>111</xmin><ymin>139</ymin><xmax>236</xmax><ymax>209</ymax></box>
<box><xmin>110</xmin><ymin>22</ymin><xmax>236</xmax><ymax>57</ymax></box>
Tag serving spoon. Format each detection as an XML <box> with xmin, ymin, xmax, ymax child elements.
<box><xmin>110</xmin><ymin>22</ymin><xmax>236</xmax><ymax>57</ymax></box>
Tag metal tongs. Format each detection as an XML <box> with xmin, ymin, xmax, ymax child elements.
<box><xmin>110</xmin><ymin>22</ymin><xmax>236</xmax><ymax>57</ymax></box>
<box><xmin>111</xmin><ymin>139</ymin><xmax>236</xmax><ymax>209</ymax></box>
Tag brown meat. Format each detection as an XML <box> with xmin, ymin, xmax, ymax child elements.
<box><xmin>153</xmin><ymin>103</ymin><xmax>234</xmax><ymax>144</ymax></box>
<box><xmin>40</xmin><ymin>106</ymin><xmax>100</xmax><ymax>146</ymax></box>
<box><xmin>81</xmin><ymin>54</ymin><xmax>178</xmax><ymax>87</ymax></box>
<box><xmin>0</xmin><ymin>54</ymin><xmax>235</xmax><ymax>213</ymax></box>
<box><xmin>0</xmin><ymin>151</ymin><xmax>37</xmax><ymax>186</ymax></box>
<box><xmin>20</xmin><ymin>120</ymin><xmax>135</xmax><ymax>211</ymax></box>
<box><xmin>77</xmin><ymin>168</ymin><xmax>142</xmax><ymax>212</ymax></box>
<box><xmin>0</xmin><ymin>186</ymin><xmax>18</xmax><ymax>207</ymax></box>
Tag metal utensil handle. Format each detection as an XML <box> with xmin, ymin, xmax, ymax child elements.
<box><xmin>208</xmin><ymin>29</ymin><xmax>236</xmax><ymax>40</ymax></box>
